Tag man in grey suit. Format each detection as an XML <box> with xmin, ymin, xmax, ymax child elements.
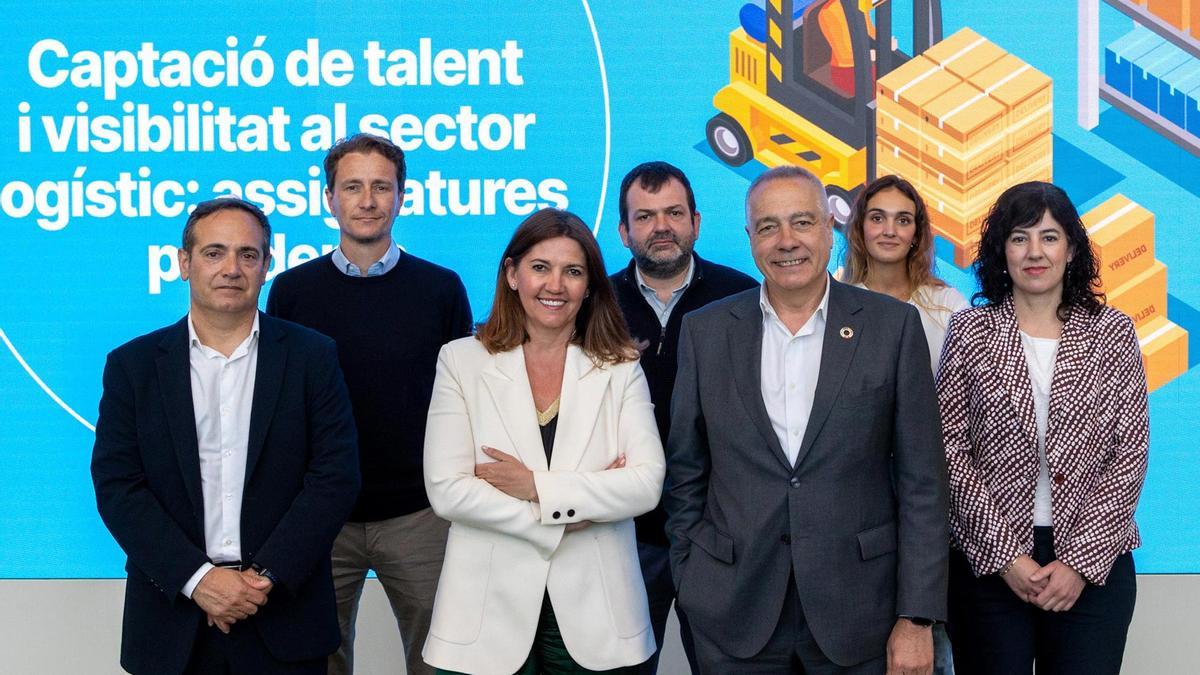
<box><xmin>664</xmin><ymin>166</ymin><xmax>948</xmax><ymax>674</ymax></box>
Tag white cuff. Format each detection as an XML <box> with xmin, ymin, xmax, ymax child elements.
<box><xmin>182</xmin><ymin>563</ymin><xmax>214</xmax><ymax>599</ymax></box>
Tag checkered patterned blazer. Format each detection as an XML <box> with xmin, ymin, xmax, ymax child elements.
<box><xmin>936</xmin><ymin>298</ymin><xmax>1149</xmax><ymax>585</ymax></box>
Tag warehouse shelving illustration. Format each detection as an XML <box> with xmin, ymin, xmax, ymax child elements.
<box><xmin>1078</xmin><ymin>0</ymin><xmax>1200</xmax><ymax>155</ymax></box>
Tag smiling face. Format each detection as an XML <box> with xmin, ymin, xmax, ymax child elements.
<box><xmin>505</xmin><ymin>236</ymin><xmax>589</xmax><ymax>341</ymax></box>
<box><xmin>619</xmin><ymin>177</ymin><xmax>700</xmax><ymax>279</ymax></box>
<box><xmin>746</xmin><ymin>177</ymin><xmax>834</xmax><ymax>301</ymax></box>
<box><xmin>325</xmin><ymin>151</ymin><xmax>402</xmax><ymax>246</ymax></box>
<box><xmin>862</xmin><ymin>186</ymin><xmax>917</xmax><ymax>266</ymax></box>
<box><xmin>178</xmin><ymin>208</ymin><xmax>269</xmax><ymax>322</ymax></box>
<box><xmin>1005</xmin><ymin>210</ymin><xmax>1074</xmax><ymax>304</ymax></box>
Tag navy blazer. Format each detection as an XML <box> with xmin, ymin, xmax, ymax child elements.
<box><xmin>91</xmin><ymin>313</ymin><xmax>360</xmax><ymax>675</ymax></box>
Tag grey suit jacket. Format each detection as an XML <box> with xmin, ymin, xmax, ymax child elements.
<box><xmin>664</xmin><ymin>279</ymin><xmax>948</xmax><ymax>666</ymax></box>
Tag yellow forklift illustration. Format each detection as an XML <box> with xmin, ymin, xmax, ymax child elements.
<box><xmin>705</xmin><ymin>0</ymin><xmax>943</xmax><ymax>224</ymax></box>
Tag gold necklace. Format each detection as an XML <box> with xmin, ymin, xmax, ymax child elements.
<box><xmin>536</xmin><ymin>397</ymin><xmax>560</xmax><ymax>427</ymax></box>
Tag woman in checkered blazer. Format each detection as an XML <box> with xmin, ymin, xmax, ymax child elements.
<box><xmin>936</xmin><ymin>182</ymin><xmax>1149</xmax><ymax>675</ymax></box>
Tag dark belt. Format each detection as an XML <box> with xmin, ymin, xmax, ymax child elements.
<box><xmin>213</xmin><ymin>560</ymin><xmax>244</xmax><ymax>571</ymax></box>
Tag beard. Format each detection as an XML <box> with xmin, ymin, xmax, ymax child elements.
<box><xmin>632</xmin><ymin>235</ymin><xmax>694</xmax><ymax>279</ymax></box>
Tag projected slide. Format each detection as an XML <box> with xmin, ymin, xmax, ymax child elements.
<box><xmin>0</xmin><ymin>1</ymin><xmax>1196</xmax><ymax>577</ymax></box>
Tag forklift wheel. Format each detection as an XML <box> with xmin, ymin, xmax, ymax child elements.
<box><xmin>825</xmin><ymin>185</ymin><xmax>858</xmax><ymax>230</ymax></box>
<box><xmin>706</xmin><ymin>114</ymin><xmax>753</xmax><ymax>166</ymax></box>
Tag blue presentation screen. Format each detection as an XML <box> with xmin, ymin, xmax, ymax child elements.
<box><xmin>0</xmin><ymin>1</ymin><xmax>1196</xmax><ymax>577</ymax></box>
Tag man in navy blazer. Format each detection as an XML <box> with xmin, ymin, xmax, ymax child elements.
<box><xmin>91</xmin><ymin>197</ymin><xmax>360</xmax><ymax>675</ymax></box>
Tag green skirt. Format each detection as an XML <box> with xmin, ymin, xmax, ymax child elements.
<box><xmin>436</xmin><ymin>593</ymin><xmax>640</xmax><ymax>675</ymax></box>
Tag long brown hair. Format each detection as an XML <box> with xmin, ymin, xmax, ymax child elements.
<box><xmin>477</xmin><ymin>208</ymin><xmax>636</xmax><ymax>364</ymax></box>
<box><xmin>842</xmin><ymin>174</ymin><xmax>948</xmax><ymax>301</ymax></box>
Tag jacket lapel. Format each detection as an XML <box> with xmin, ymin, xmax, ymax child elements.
<box><xmin>549</xmin><ymin>346</ymin><xmax>610</xmax><ymax>471</ymax></box>
<box><xmin>796</xmin><ymin>280</ymin><xmax>862</xmax><ymax>468</ymax></box>
<box><xmin>156</xmin><ymin>317</ymin><xmax>205</xmax><ymax>534</ymax></box>
<box><xmin>988</xmin><ymin>300</ymin><xmax>1039</xmax><ymax>450</ymax></box>
<box><xmin>1047</xmin><ymin>307</ymin><xmax>1092</xmax><ymax>444</ymax></box>
<box><xmin>481</xmin><ymin>346</ymin><xmax>549</xmax><ymax>472</ymax></box>
<box><xmin>245</xmin><ymin>313</ymin><xmax>285</xmax><ymax>484</ymax></box>
<box><xmin>728</xmin><ymin>294</ymin><xmax>791</xmax><ymax>471</ymax></box>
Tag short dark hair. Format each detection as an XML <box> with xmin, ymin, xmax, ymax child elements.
<box><xmin>973</xmin><ymin>181</ymin><xmax>1104</xmax><ymax>320</ymax></box>
<box><xmin>618</xmin><ymin>161</ymin><xmax>697</xmax><ymax>225</ymax></box>
<box><xmin>182</xmin><ymin>197</ymin><xmax>271</xmax><ymax>257</ymax></box>
<box><xmin>324</xmin><ymin>133</ymin><xmax>407</xmax><ymax>191</ymax></box>
<box><xmin>477</xmin><ymin>208</ymin><xmax>636</xmax><ymax>364</ymax></box>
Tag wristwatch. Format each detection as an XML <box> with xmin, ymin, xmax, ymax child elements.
<box><xmin>250</xmin><ymin>563</ymin><xmax>279</xmax><ymax>586</ymax></box>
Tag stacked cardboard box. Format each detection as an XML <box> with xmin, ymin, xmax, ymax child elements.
<box><xmin>1081</xmin><ymin>194</ymin><xmax>1188</xmax><ymax>392</ymax></box>
<box><xmin>876</xmin><ymin>28</ymin><xmax>1053</xmax><ymax>267</ymax></box>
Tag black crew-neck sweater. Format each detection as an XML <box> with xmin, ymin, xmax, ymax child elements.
<box><xmin>266</xmin><ymin>251</ymin><xmax>473</xmax><ymax>522</ymax></box>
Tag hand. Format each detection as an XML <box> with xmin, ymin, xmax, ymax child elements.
<box><xmin>886</xmin><ymin>618</ymin><xmax>933</xmax><ymax>675</ymax></box>
<box><xmin>1029</xmin><ymin>560</ymin><xmax>1086</xmax><ymax>612</ymax></box>
<box><xmin>192</xmin><ymin>567</ymin><xmax>268</xmax><ymax>632</ymax></box>
<box><xmin>240</xmin><ymin>567</ymin><xmax>274</xmax><ymax>595</ymax></box>
<box><xmin>476</xmin><ymin>446</ymin><xmax>537</xmax><ymax>501</ymax></box>
<box><xmin>1000</xmin><ymin>554</ymin><xmax>1047</xmax><ymax>603</ymax></box>
<box><xmin>605</xmin><ymin>454</ymin><xmax>627</xmax><ymax>470</ymax></box>
<box><xmin>206</xmin><ymin>613</ymin><xmax>232</xmax><ymax>634</ymax></box>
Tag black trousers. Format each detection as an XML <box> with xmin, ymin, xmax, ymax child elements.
<box><xmin>947</xmin><ymin>527</ymin><xmax>1136</xmax><ymax>675</ymax></box>
<box><xmin>637</xmin><ymin>541</ymin><xmax>700</xmax><ymax>675</ymax></box>
<box><xmin>183</xmin><ymin>617</ymin><xmax>325</xmax><ymax>675</ymax></box>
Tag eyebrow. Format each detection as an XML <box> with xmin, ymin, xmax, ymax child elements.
<box><xmin>199</xmin><ymin>243</ymin><xmax>261</xmax><ymax>255</ymax></box>
<box><xmin>636</xmin><ymin>204</ymin><xmax>685</xmax><ymax>214</ymax></box>
<box><xmin>866</xmin><ymin>207</ymin><xmax>914</xmax><ymax>217</ymax></box>
<box><xmin>1012</xmin><ymin>225</ymin><xmax>1060</xmax><ymax>234</ymax></box>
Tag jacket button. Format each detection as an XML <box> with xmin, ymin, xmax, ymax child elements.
<box><xmin>1053</xmin><ymin>473</ymin><xmax>1066</xmax><ymax>485</ymax></box>
<box><xmin>790</xmin><ymin>477</ymin><xmax>800</xmax><ymax>488</ymax></box>
<box><xmin>781</xmin><ymin>534</ymin><xmax>791</xmax><ymax>544</ymax></box>
<box><xmin>552</xmin><ymin>511</ymin><xmax>561</xmax><ymax>519</ymax></box>
<box><xmin>567</xmin><ymin>509</ymin><xmax>575</xmax><ymax>517</ymax></box>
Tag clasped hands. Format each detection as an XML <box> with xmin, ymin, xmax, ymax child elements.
<box><xmin>1001</xmin><ymin>554</ymin><xmax>1086</xmax><ymax>612</ymax></box>
<box><xmin>475</xmin><ymin>446</ymin><xmax>626</xmax><ymax>533</ymax></box>
<box><xmin>192</xmin><ymin>566</ymin><xmax>274</xmax><ymax>634</ymax></box>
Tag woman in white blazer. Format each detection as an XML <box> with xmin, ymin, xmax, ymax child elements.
<box><xmin>422</xmin><ymin>208</ymin><xmax>665</xmax><ymax>674</ymax></box>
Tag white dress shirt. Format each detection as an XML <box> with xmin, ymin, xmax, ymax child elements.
<box><xmin>181</xmin><ymin>313</ymin><xmax>261</xmax><ymax>598</ymax></box>
<box><xmin>760</xmin><ymin>279</ymin><xmax>830</xmax><ymax>466</ymax></box>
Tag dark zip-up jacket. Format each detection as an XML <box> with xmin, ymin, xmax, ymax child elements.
<box><xmin>610</xmin><ymin>253</ymin><xmax>757</xmax><ymax>546</ymax></box>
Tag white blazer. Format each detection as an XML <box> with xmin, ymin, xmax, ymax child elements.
<box><xmin>422</xmin><ymin>337</ymin><xmax>665</xmax><ymax>674</ymax></box>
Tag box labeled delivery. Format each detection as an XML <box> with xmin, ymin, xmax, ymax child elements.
<box><xmin>1081</xmin><ymin>194</ymin><xmax>1156</xmax><ymax>292</ymax></box>
<box><xmin>1137</xmin><ymin>316</ymin><xmax>1189</xmax><ymax>392</ymax></box>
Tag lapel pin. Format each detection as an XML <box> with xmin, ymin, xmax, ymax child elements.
<box><xmin>839</xmin><ymin>326</ymin><xmax>854</xmax><ymax>339</ymax></box>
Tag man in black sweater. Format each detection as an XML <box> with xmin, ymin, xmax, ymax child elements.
<box><xmin>609</xmin><ymin>161</ymin><xmax>757</xmax><ymax>674</ymax></box>
<box><xmin>266</xmin><ymin>134</ymin><xmax>472</xmax><ymax>675</ymax></box>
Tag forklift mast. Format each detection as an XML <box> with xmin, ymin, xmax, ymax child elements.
<box><xmin>763</xmin><ymin>0</ymin><xmax>943</xmax><ymax>179</ymax></box>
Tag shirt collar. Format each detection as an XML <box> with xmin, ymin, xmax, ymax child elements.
<box><xmin>759</xmin><ymin>275</ymin><xmax>831</xmax><ymax>335</ymax></box>
<box><xmin>634</xmin><ymin>256</ymin><xmax>695</xmax><ymax>297</ymax></box>
<box><xmin>331</xmin><ymin>242</ymin><xmax>401</xmax><ymax>277</ymax></box>
<box><xmin>188</xmin><ymin>312</ymin><xmax>261</xmax><ymax>357</ymax></box>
